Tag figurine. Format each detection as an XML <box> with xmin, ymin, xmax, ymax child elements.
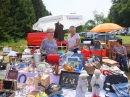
<box><xmin>37</xmin><ymin>62</ymin><xmax>50</xmax><ymax>77</ymax></box>
<box><xmin>91</xmin><ymin>69</ymin><xmax>103</xmax><ymax>97</ymax></box>
<box><xmin>75</xmin><ymin>70</ymin><xmax>89</xmax><ymax>97</ymax></box>
<box><xmin>37</xmin><ymin>64</ymin><xmax>45</xmax><ymax>77</ymax></box>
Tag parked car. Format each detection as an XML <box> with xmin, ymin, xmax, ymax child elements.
<box><xmin>114</xmin><ymin>30</ymin><xmax>122</xmax><ymax>35</ymax></box>
<box><xmin>126</xmin><ymin>27</ymin><xmax>130</xmax><ymax>36</ymax></box>
<box><xmin>95</xmin><ymin>33</ymin><xmax>122</xmax><ymax>43</ymax></box>
<box><xmin>79</xmin><ymin>32</ymin><xmax>85</xmax><ymax>36</ymax></box>
<box><xmin>84</xmin><ymin>32</ymin><xmax>98</xmax><ymax>39</ymax></box>
<box><xmin>121</xmin><ymin>29</ymin><xmax>127</xmax><ymax>36</ymax></box>
<box><xmin>127</xmin><ymin>30</ymin><xmax>130</xmax><ymax>36</ymax></box>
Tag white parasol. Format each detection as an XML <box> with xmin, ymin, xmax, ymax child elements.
<box><xmin>32</xmin><ymin>15</ymin><xmax>84</xmax><ymax>31</ymax></box>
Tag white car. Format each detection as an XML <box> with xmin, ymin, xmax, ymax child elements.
<box><xmin>127</xmin><ymin>31</ymin><xmax>130</xmax><ymax>36</ymax></box>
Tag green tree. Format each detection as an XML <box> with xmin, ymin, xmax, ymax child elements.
<box><xmin>93</xmin><ymin>10</ymin><xmax>105</xmax><ymax>25</ymax></box>
<box><xmin>0</xmin><ymin>0</ymin><xmax>12</xmax><ymax>41</ymax></box>
<box><xmin>103</xmin><ymin>17</ymin><xmax>110</xmax><ymax>23</ymax></box>
<box><xmin>9</xmin><ymin>0</ymin><xmax>36</xmax><ymax>39</ymax></box>
<box><xmin>85</xmin><ymin>20</ymin><xmax>96</xmax><ymax>30</ymax></box>
<box><xmin>32</xmin><ymin>0</ymin><xmax>51</xmax><ymax>21</ymax></box>
<box><xmin>85</xmin><ymin>10</ymin><xmax>106</xmax><ymax>30</ymax></box>
<box><xmin>76</xmin><ymin>25</ymin><xmax>86</xmax><ymax>32</ymax></box>
<box><xmin>109</xmin><ymin>0</ymin><xmax>130</xmax><ymax>27</ymax></box>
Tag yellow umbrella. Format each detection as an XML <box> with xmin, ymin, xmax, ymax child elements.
<box><xmin>90</xmin><ymin>23</ymin><xmax>124</xmax><ymax>32</ymax></box>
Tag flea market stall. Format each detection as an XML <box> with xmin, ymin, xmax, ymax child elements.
<box><xmin>0</xmin><ymin>43</ymin><xmax>129</xmax><ymax>97</ymax></box>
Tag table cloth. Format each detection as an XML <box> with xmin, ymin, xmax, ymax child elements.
<box><xmin>17</xmin><ymin>71</ymin><xmax>118</xmax><ymax>97</ymax></box>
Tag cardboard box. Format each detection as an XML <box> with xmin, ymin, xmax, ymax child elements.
<box><xmin>34</xmin><ymin>74</ymin><xmax>50</xmax><ymax>91</ymax></box>
<box><xmin>0</xmin><ymin>79</ymin><xmax>17</xmax><ymax>97</ymax></box>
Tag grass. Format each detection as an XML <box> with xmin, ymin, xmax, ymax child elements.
<box><xmin>0</xmin><ymin>39</ymin><xmax>27</xmax><ymax>52</ymax></box>
<box><xmin>0</xmin><ymin>35</ymin><xmax>129</xmax><ymax>53</ymax></box>
<box><xmin>116</xmin><ymin>35</ymin><xmax>130</xmax><ymax>44</ymax></box>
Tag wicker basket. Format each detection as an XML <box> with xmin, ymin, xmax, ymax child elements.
<box><xmin>92</xmin><ymin>62</ymin><xmax>101</xmax><ymax>69</ymax></box>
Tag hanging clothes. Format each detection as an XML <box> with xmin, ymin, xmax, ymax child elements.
<box><xmin>54</xmin><ymin>22</ymin><xmax>64</xmax><ymax>41</ymax></box>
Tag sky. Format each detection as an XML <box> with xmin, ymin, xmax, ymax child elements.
<box><xmin>43</xmin><ymin>0</ymin><xmax>112</xmax><ymax>23</ymax></box>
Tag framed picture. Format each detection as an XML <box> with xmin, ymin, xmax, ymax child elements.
<box><xmin>90</xmin><ymin>54</ymin><xmax>102</xmax><ymax>64</ymax></box>
<box><xmin>0</xmin><ymin>70</ymin><xmax>7</xmax><ymax>79</ymax></box>
<box><xmin>7</xmin><ymin>70</ymin><xmax>18</xmax><ymax>80</ymax></box>
<box><xmin>59</xmin><ymin>71</ymin><xmax>80</xmax><ymax>89</ymax></box>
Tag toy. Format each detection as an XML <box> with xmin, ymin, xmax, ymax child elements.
<box><xmin>75</xmin><ymin>70</ymin><xmax>89</xmax><ymax>97</ymax></box>
<box><xmin>91</xmin><ymin>69</ymin><xmax>103</xmax><ymax>97</ymax></box>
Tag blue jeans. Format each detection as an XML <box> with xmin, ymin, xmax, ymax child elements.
<box><xmin>115</xmin><ymin>56</ymin><xmax>128</xmax><ymax>70</ymax></box>
<box><xmin>70</xmin><ymin>48</ymin><xmax>79</xmax><ymax>53</ymax></box>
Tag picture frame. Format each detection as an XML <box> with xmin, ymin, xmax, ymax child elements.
<box><xmin>59</xmin><ymin>71</ymin><xmax>80</xmax><ymax>89</ymax></box>
<box><xmin>90</xmin><ymin>54</ymin><xmax>102</xmax><ymax>64</ymax></box>
<box><xmin>6</xmin><ymin>70</ymin><xmax>18</xmax><ymax>80</ymax></box>
<box><xmin>0</xmin><ymin>70</ymin><xmax>7</xmax><ymax>79</ymax></box>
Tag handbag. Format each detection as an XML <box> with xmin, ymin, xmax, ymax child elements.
<box><xmin>103</xmin><ymin>74</ymin><xmax>128</xmax><ymax>92</ymax></box>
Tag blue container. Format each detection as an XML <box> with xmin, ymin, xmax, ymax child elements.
<box><xmin>58</xmin><ymin>52</ymin><xmax>63</xmax><ymax>58</ymax></box>
<box><xmin>19</xmin><ymin>63</ymin><xmax>26</xmax><ymax>69</ymax></box>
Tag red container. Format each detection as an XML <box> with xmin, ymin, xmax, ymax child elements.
<box><xmin>81</xmin><ymin>49</ymin><xmax>90</xmax><ymax>57</ymax></box>
<box><xmin>90</xmin><ymin>49</ymin><xmax>106</xmax><ymax>57</ymax></box>
<box><xmin>81</xmin><ymin>49</ymin><xmax>90</xmax><ymax>61</ymax></box>
<box><xmin>47</xmin><ymin>54</ymin><xmax>60</xmax><ymax>65</ymax></box>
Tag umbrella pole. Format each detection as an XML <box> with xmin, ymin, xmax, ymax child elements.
<box><xmin>105</xmin><ymin>33</ymin><xmax>106</xmax><ymax>43</ymax></box>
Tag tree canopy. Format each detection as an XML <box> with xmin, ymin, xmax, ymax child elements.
<box><xmin>85</xmin><ymin>10</ymin><xmax>109</xmax><ymax>30</ymax></box>
<box><xmin>109</xmin><ymin>0</ymin><xmax>130</xmax><ymax>27</ymax></box>
<box><xmin>0</xmin><ymin>0</ymin><xmax>51</xmax><ymax>42</ymax></box>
